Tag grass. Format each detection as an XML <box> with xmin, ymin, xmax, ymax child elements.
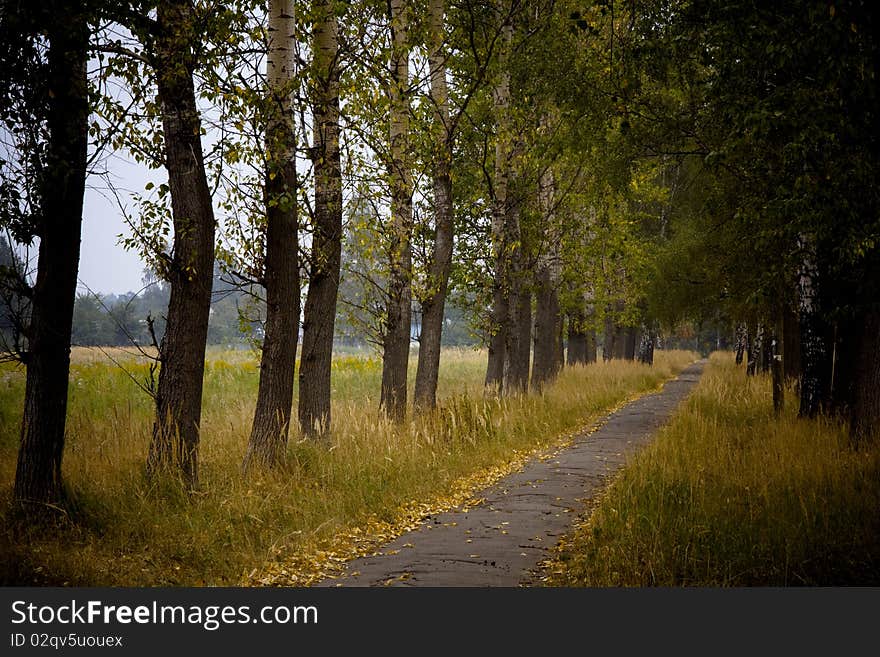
<box><xmin>542</xmin><ymin>352</ymin><xmax>880</xmax><ymax>587</ymax></box>
<box><xmin>0</xmin><ymin>346</ymin><xmax>696</xmax><ymax>586</ymax></box>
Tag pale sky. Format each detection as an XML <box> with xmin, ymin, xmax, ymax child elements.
<box><xmin>79</xmin><ymin>155</ymin><xmax>155</xmax><ymax>297</ymax></box>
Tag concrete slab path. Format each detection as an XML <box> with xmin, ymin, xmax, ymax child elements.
<box><xmin>316</xmin><ymin>360</ymin><xmax>706</xmax><ymax>587</ymax></box>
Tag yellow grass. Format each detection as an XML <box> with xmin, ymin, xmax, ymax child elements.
<box><xmin>541</xmin><ymin>352</ymin><xmax>880</xmax><ymax>586</ymax></box>
<box><xmin>0</xmin><ymin>346</ymin><xmax>696</xmax><ymax>586</ymax></box>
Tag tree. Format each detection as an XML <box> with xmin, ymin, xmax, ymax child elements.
<box><xmin>379</xmin><ymin>0</ymin><xmax>414</xmax><ymax>420</ymax></box>
<box><xmin>1</xmin><ymin>0</ymin><xmax>89</xmax><ymax>509</ymax></box>
<box><xmin>484</xmin><ymin>1</ymin><xmax>514</xmax><ymax>393</ymax></box>
<box><xmin>144</xmin><ymin>0</ymin><xmax>217</xmax><ymax>489</ymax></box>
<box><xmin>413</xmin><ymin>0</ymin><xmax>454</xmax><ymax>410</ymax></box>
<box><xmin>243</xmin><ymin>0</ymin><xmax>301</xmax><ymax>470</ymax></box>
<box><xmin>299</xmin><ymin>0</ymin><xmax>343</xmax><ymax>438</ymax></box>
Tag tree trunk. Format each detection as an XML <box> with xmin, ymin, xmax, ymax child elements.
<box><xmin>244</xmin><ymin>0</ymin><xmax>300</xmax><ymax>471</ymax></box>
<box><xmin>484</xmin><ymin>12</ymin><xmax>513</xmax><ymax>394</ymax></box>
<box><xmin>746</xmin><ymin>321</ymin><xmax>758</xmax><ymax>376</ymax></box>
<box><xmin>624</xmin><ymin>326</ymin><xmax>637</xmax><ymax>361</ymax></box>
<box><xmin>531</xmin><ymin>265</ymin><xmax>560</xmax><ymax>390</ymax></box>
<box><xmin>782</xmin><ymin>303</ymin><xmax>801</xmax><ymax>382</ymax></box>
<box><xmin>761</xmin><ymin>326</ymin><xmax>775</xmax><ymax>374</ymax></box>
<box><xmin>530</xmin><ymin>157</ymin><xmax>561</xmax><ymax>390</ymax></box>
<box><xmin>612</xmin><ymin>324</ymin><xmax>627</xmax><ymax>359</ymax></box>
<box><xmin>828</xmin><ymin>318</ymin><xmax>858</xmax><ymax>418</ymax></box>
<box><xmin>734</xmin><ymin>322</ymin><xmax>746</xmax><ymax>365</ymax></box>
<box><xmin>602</xmin><ymin>312</ymin><xmax>615</xmax><ymax>361</ymax></box>
<box><xmin>414</xmin><ymin>0</ymin><xmax>453</xmax><ymax>411</ymax></box>
<box><xmin>556</xmin><ymin>314</ymin><xmax>565</xmax><ymax>371</ymax></box>
<box><xmin>299</xmin><ymin>0</ymin><xmax>342</xmax><ymax>436</ymax></box>
<box><xmin>567</xmin><ymin>311</ymin><xmax>587</xmax><ymax>365</ymax></box>
<box><xmin>850</xmin><ymin>305</ymin><xmax>880</xmax><ymax>444</ymax></box>
<box><xmin>507</xmin><ymin>282</ymin><xmax>531</xmax><ymax>393</ymax></box>
<box><xmin>505</xmin><ymin>199</ymin><xmax>530</xmax><ymax>393</ymax></box>
<box><xmin>13</xmin><ymin>4</ymin><xmax>88</xmax><ymax>509</ymax></box>
<box><xmin>797</xmin><ymin>241</ymin><xmax>831</xmax><ymax>418</ymax></box>
<box><xmin>771</xmin><ymin>317</ymin><xmax>784</xmax><ymax>414</ymax></box>
<box><xmin>381</xmin><ymin>0</ymin><xmax>413</xmax><ymax>421</ymax></box>
<box><xmin>586</xmin><ymin>328</ymin><xmax>597</xmax><ymax>364</ymax></box>
<box><xmin>146</xmin><ymin>0</ymin><xmax>216</xmax><ymax>489</ymax></box>
<box><xmin>638</xmin><ymin>328</ymin><xmax>655</xmax><ymax>365</ymax></box>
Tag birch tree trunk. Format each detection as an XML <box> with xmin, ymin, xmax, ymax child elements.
<box><xmin>13</xmin><ymin>2</ymin><xmax>88</xmax><ymax>508</ymax></box>
<box><xmin>380</xmin><ymin>0</ymin><xmax>413</xmax><ymax>420</ymax></box>
<box><xmin>244</xmin><ymin>0</ymin><xmax>300</xmax><ymax>470</ymax></box>
<box><xmin>771</xmin><ymin>313</ymin><xmax>784</xmax><ymax>414</ymax></box>
<box><xmin>146</xmin><ymin>0</ymin><xmax>216</xmax><ymax>490</ymax></box>
<box><xmin>746</xmin><ymin>321</ymin><xmax>757</xmax><ymax>376</ymax></box>
<box><xmin>299</xmin><ymin>0</ymin><xmax>343</xmax><ymax>436</ymax></box>
<box><xmin>637</xmin><ymin>329</ymin><xmax>655</xmax><ymax>365</ymax></box>
<box><xmin>734</xmin><ymin>322</ymin><xmax>746</xmax><ymax>365</ymax></box>
<box><xmin>414</xmin><ymin>0</ymin><xmax>454</xmax><ymax>410</ymax></box>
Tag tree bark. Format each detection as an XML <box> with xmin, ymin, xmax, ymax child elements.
<box><xmin>243</xmin><ymin>0</ymin><xmax>300</xmax><ymax>471</ymax></box>
<box><xmin>602</xmin><ymin>312</ymin><xmax>615</xmax><ymax>361</ymax></box>
<box><xmin>612</xmin><ymin>324</ymin><xmax>627</xmax><ymax>359</ymax></box>
<box><xmin>624</xmin><ymin>326</ymin><xmax>638</xmax><ymax>361</ymax></box>
<box><xmin>567</xmin><ymin>311</ymin><xmax>587</xmax><ymax>365</ymax></box>
<box><xmin>760</xmin><ymin>324</ymin><xmax>773</xmax><ymax>373</ymax></box>
<box><xmin>797</xmin><ymin>241</ymin><xmax>832</xmax><ymax>418</ymax></box>
<box><xmin>850</xmin><ymin>305</ymin><xmax>880</xmax><ymax>444</ymax></box>
<box><xmin>299</xmin><ymin>0</ymin><xmax>342</xmax><ymax>436</ymax></box>
<box><xmin>782</xmin><ymin>303</ymin><xmax>801</xmax><ymax>382</ymax></box>
<box><xmin>828</xmin><ymin>318</ymin><xmax>858</xmax><ymax>418</ymax></box>
<box><xmin>556</xmin><ymin>314</ymin><xmax>565</xmax><ymax>371</ymax></box>
<box><xmin>146</xmin><ymin>0</ymin><xmax>216</xmax><ymax>489</ymax></box>
<box><xmin>13</xmin><ymin>2</ymin><xmax>88</xmax><ymax>508</ymax></box>
<box><xmin>484</xmin><ymin>11</ymin><xmax>513</xmax><ymax>394</ymax></box>
<box><xmin>746</xmin><ymin>321</ymin><xmax>758</xmax><ymax>376</ymax></box>
<box><xmin>380</xmin><ymin>0</ymin><xmax>413</xmax><ymax>421</ymax></box>
<box><xmin>734</xmin><ymin>322</ymin><xmax>746</xmax><ymax>365</ymax></box>
<box><xmin>507</xmin><ymin>281</ymin><xmax>531</xmax><ymax>393</ymax></box>
<box><xmin>530</xmin><ymin>156</ymin><xmax>561</xmax><ymax>390</ymax></box>
<box><xmin>771</xmin><ymin>317</ymin><xmax>784</xmax><ymax>414</ymax></box>
<box><xmin>638</xmin><ymin>328</ymin><xmax>655</xmax><ymax>365</ymax></box>
<box><xmin>414</xmin><ymin>0</ymin><xmax>453</xmax><ymax>411</ymax></box>
<box><xmin>586</xmin><ymin>328</ymin><xmax>597</xmax><ymax>364</ymax></box>
<box><xmin>531</xmin><ymin>265</ymin><xmax>560</xmax><ymax>390</ymax></box>
<box><xmin>504</xmin><ymin>197</ymin><xmax>530</xmax><ymax>393</ymax></box>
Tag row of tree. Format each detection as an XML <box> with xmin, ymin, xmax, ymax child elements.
<box><xmin>1</xmin><ymin>0</ymin><xmax>876</xmax><ymax>517</ymax></box>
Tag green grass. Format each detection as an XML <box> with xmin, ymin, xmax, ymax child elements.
<box><xmin>0</xmin><ymin>346</ymin><xmax>695</xmax><ymax>586</ymax></box>
<box><xmin>543</xmin><ymin>352</ymin><xmax>880</xmax><ymax>586</ymax></box>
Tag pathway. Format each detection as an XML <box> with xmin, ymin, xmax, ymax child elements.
<box><xmin>316</xmin><ymin>360</ymin><xmax>706</xmax><ymax>587</ymax></box>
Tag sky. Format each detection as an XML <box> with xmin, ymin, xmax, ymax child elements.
<box><xmin>79</xmin><ymin>155</ymin><xmax>153</xmax><ymax>297</ymax></box>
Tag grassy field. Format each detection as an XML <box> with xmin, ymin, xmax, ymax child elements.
<box><xmin>542</xmin><ymin>352</ymin><xmax>880</xmax><ymax>586</ymax></box>
<box><xmin>0</xmin><ymin>346</ymin><xmax>695</xmax><ymax>586</ymax></box>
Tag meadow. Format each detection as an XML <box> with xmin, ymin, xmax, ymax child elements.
<box><xmin>542</xmin><ymin>352</ymin><xmax>880</xmax><ymax>586</ymax></box>
<box><xmin>0</xmin><ymin>346</ymin><xmax>695</xmax><ymax>586</ymax></box>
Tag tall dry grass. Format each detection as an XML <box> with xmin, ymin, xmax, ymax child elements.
<box><xmin>544</xmin><ymin>352</ymin><xmax>880</xmax><ymax>586</ymax></box>
<box><xmin>0</xmin><ymin>347</ymin><xmax>695</xmax><ymax>586</ymax></box>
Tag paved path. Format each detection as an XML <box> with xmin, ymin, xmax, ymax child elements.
<box><xmin>317</xmin><ymin>360</ymin><xmax>706</xmax><ymax>587</ymax></box>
